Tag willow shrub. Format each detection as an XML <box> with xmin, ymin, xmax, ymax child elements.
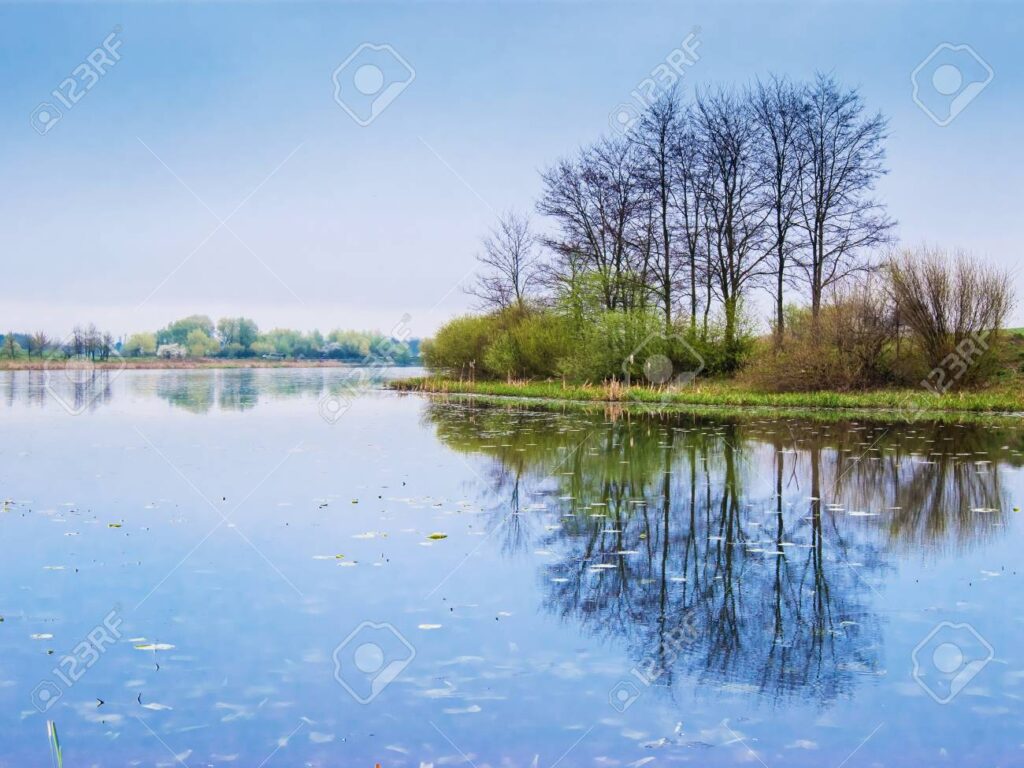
<box><xmin>421</xmin><ymin>313</ymin><xmax>502</xmax><ymax>377</ymax></box>
<box><xmin>556</xmin><ymin>309</ymin><xmax>738</xmax><ymax>383</ymax></box>
<box><xmin>424</xmin><ymin>305</ymin><xmax>756</xmax><ymax>384</ymax></box>
<box><xmin>483</xmin><ymin>311</ymin><xmax>574</xmax><ymax>379</ymax></box>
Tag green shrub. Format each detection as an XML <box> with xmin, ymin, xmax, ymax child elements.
<box><xmin>562</xmin><ymin>310</ymin><xmax>663</xmax><ymax>382</ymax></box>
<box><xmin>425</xmin><ymin>306</ymin><xmax>750</xmax><ymax>385</ymax></box>
<box><xmin>422</xmin><ymin>314</ymin><xmax>502</xmax><ymax>377</ymax></box>
<box><xmin>486</xmin><ymin>311</ymin><xmax>575</xmax><ymax>379</ymax></box>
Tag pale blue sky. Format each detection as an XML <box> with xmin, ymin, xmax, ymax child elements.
<box><xmin>2</xmin><ymin>1</ymin><xmax>1022</xmax><ymax>337</ymax></box>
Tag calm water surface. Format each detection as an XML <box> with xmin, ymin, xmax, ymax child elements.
<box><xmin>1</xmin><ymin>368</ymin><xmax>1022</xmax><ymax>766</ymax></box>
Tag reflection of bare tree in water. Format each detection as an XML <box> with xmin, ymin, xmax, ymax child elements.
<box><xmin>827</xmin><ymin>423</ymin><xmax>1010</xmax><ymax>551</ymax></box>
<box><xmin>3</xmin><ymin>368</ymin><xmax>118</xmax><ymax>413</ymax></box>
<box><xmin>425</xmin><ymin>402</ymin><xmax>1017</xmax><ymax>706</ymax></box>
<box><xmin>425</xmin><ymin>403</ymin><xmax>601</xmax><ymax>557</ymax></box>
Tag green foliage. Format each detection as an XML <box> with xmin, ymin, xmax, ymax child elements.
<box><xmin>422</xmin><ymin>314</ymin><xmax>503</xmax><ymax>375</ymax></box>
<box><xmin>185</xmin><ymin>328</ymin><xmax>219</xmax><ymax>357</ymax></box>
<box><xmin>424</xmin><ymin>306</ymin><xmax>741</xmax><ymax>384</ymax></box>
<box><xmin>217</xmin><ymin>317</ymin><xmax>259</xmax><ymax>351</ymax></box>
<box><xmin>322</xmin><ymin>330</ymin><xmax>412</xmax><ymax>363</ymax></box>
<box><xmin>123</xmin><ymin>332</ymin><xmax>157</xmax><ymax>357</ymax></box>
<box><xmin>250</xmin><ymin>340</ymin><xmax>275</xmax><ymax>356</ymax></box>
<box><xmin>325</xmin><ymin>329</ymin><xmax>372</xmax><ymax>358</ymax></box>
<box><xmin>2</xmin><ymin>333</ymin><xmax>25</xmax><ymax>359</ymax></box>
<box><xmin>483</xmin><ymin>311</ymin><xmax>574</xmax><ymax>379</ymax></box>
<box><xmin>158</xmin><ymin>315</ymin><xmax>215</xmax><ymax>346</ymax></box>
<box><xmin>561</xmin><ymin>309</ymin><xmax>662</xmax><ymax>382</ymax></box>
<box><xmin>221</xmin><ymin>342</ymin><xmax>247</xmax><ymax>358</ymax></box>
<box><xmin>3</xmin><ymin>317</ymin><xmax>421</xmax><ymax>366</ymax></box>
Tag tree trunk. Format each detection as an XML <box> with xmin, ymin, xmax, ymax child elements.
<box><xmin>723</xmin><ymin>296</ymin><xmax>739</xmax><ymax>371</ymax></box>
<box><xmin>775</xmin><ymin>248</ymin><xmax>785</xmax><ymax>349</ymax></box>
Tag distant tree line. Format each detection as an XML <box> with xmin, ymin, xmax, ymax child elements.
<box><xmin>427</xmin><ymin>73</ymin><xmax>1015</xmax><ymax>390</ymax></box>
<box><xmin>2</xmin><ymin>315</ymin><xmax>420</xmax><ymax>363</ymax></box>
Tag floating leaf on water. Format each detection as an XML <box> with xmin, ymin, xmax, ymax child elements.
<box><xmin>108</xmin><ymin>523</ymin><xmax>122</xmax><ymax>528</ymax></box>
<box><xmin>427</xmin><ymin>532</ymin><xmax>448</xmax><ymax>540</ymax></box>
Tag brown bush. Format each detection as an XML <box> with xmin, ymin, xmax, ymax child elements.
<box><xmin>889</xmin><ymin>247</ymin><xmax>1014</xmax><ymax>384</ymax></box>
<box><xmin>745</xmin><ymin>276</ymin><xmax>899</xmax><ymax>392</ymax></box>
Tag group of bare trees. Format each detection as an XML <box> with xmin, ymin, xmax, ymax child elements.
<box><xmin>470</xmin><ymin>74</ymin><xmax>895</xmax><ymax>370</ymax></box>
<box><xmin>66</xmin><ymin>324</ymin><xmax>116</xmax><ymax>360</ymax></box>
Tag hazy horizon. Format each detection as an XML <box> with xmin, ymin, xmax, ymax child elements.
<box><xmin>3</xmin><ymin>1</ymin><xmax>1022</xmax><ymax>340</ymax></box>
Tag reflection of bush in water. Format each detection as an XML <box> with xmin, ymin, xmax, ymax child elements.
<box><xmin>143</xmin><ymin>369</ymin><xmax>351</xmax><ymax>413</ymax></box>
<box><xmin>425</xmin><ymin>403</ymin><xmax>1017</xmax><ymax>704</ymax></box>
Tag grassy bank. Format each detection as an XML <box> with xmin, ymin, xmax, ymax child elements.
<box><xmin>390</xmin><ymin>376</ymin><xmax>1024</xmax><ymax>416</ymax></box>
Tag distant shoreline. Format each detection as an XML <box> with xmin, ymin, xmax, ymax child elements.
<box><xmin>0</xmin><ymin>358</ymin><xmax>423</xmax><ymax>371</ymax></box>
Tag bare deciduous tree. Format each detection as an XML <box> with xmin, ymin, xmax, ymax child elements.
<box><xmin>467</xmin><ymin>210</ymin><xmax>541</xmax><ymax>311</ymax></box>
<box><xmin>667</xmin><ymin>103</ymin><xmax>711</xmax><ymax>334</ymax></box>
<box><xmin>695</xmin><ymin>87</ymin><xmax>771</xmax><ymax>365</ymax></box>
<box><xmin>29</xmin><ymin>331</ymin><xmax>50</xmax><ymax>358</ymax></box>
<box><xmin>538</xmin><ymin>137</ymin><xmax>651</xmax><ymax>312</ymax></box>
<box><xmin>751</xmin><ymin>75</ymin><xmax>805</xmax><ymax>344</ymax></box>
<box><xmin>635</xmin><ymin>91</ymin><xmax>683</xmax><ymax>330</ymax></box>
<box><xmin>797</xmin><ymin>74</ymin><xmax>894</xmax><ymax>320</ymax></box>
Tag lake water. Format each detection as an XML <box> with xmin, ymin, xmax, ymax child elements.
<box><xmin>1</xmin><ymin>368</ymin><xmax>1022</xmax><ymax>767</ymax></box>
